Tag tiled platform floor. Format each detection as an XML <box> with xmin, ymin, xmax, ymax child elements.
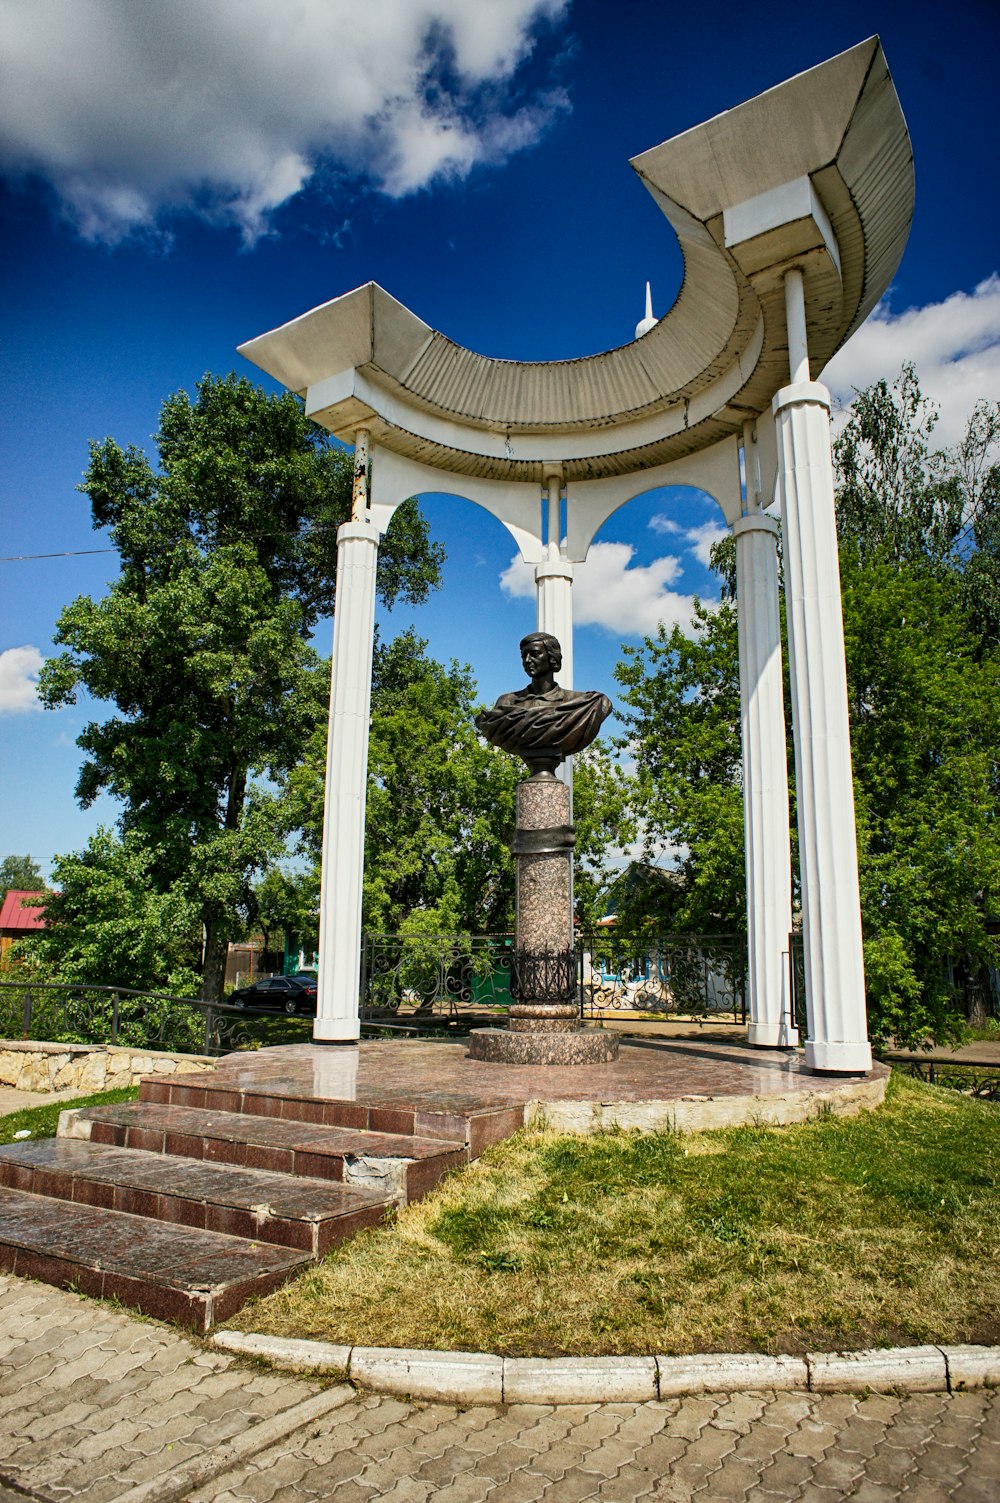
<box><xmin>195</xmin><ymin>1037</ymin><xmax>889</xmax><ymax>1133</ymax></box>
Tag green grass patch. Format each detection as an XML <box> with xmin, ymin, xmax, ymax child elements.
<box><xmin>0</xmin><ymin>1087</ymin><xmax>138</xmax><ymax>1145</ymax></box>
<box><xmin>232</xmin><ymin>1074</ymin><xmax>1000</xmax><ymax>1357</ymax></box>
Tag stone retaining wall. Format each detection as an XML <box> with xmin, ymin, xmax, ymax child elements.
<box><xmin>0</xmin><ymin>1039</ymin><xmax>215</xmax><ymax>1094</ymax></box>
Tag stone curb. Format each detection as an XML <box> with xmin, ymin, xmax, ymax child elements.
<box><xmin>211</xmin><ymin>1331</ymin><xmax>1000</xmax><ymax>1404</ymax></box>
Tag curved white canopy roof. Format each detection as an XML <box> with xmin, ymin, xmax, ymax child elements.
<box><xmin>239</xmin><ymin>36</ymin><xmax>912</xmax><ymax>485</ymax></box>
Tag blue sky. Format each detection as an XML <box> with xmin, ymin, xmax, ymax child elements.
<box><xmin>1</xmin><ymin>0</ymin><xmax>998</xmax><ymax>880</ymax></box>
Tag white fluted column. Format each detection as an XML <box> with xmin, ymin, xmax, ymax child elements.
<box><xmin>734</xmin><ymin>512</ymin><xmax>796</xmax><ymax>1048</ymax></box>
<box><xmin>314</xmin><ymin>432</ymin><xmax>378</xmax><ymax>1044</ymax></box>
<box><xmin>774</xmin><ymin>281</ymin><xmax>870</xmax><ymax>1071</ymax></box>
<box><xmin>535</xmin><ymin>559</ymin><xmax>574</xmax><ymax>685</ymax></box>
<box><xmin>536</xmin><ymin>472</ymin><xmax>575</xmax><ymax>786</ymax></box>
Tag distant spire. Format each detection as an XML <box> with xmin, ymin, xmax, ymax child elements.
<box><xmin>634</xmin><ymin>281</ymin><xmax>657</xmax><ymax>339</ymax></box>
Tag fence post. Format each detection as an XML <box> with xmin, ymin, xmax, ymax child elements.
<box><xmin>736</xmin><ymin>937</ymin><xmax>745</xmax><ymax>1022</ymax></box>
<box><xmin>22</xmin><ymin>987</ymin><xmax>31</xmax><ymax>1040</ymax></box>
<box><xmin>111</xmin><ymin>990</ymin><xmax>120</xmax><ymax>1042</ymax></box>
<box><xmin>204</xmin><ymin>1006</ymin><xmax>213</xmax><ymax>1055</ymax></box>
<box><xmin>577</xmin><ymin>941</ymin><xmax>584</xmax><ymax>1020</ymax></box>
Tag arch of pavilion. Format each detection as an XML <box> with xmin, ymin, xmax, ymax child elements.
<box><xmin>239</xmin><ymin>37</ymin><xmax>914</xmax><ymax>1074</ymax></box>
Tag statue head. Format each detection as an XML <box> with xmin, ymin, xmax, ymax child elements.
<box><xmin>520</xmin><ymin>631</ymin><xmax>562</xmax><ymax>676</ymax></box>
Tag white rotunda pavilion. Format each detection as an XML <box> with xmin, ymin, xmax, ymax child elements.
<box><xmin>239</xmin><ymin>37</ymin><xmax>914</xmax><ymax>1073</ymax></box>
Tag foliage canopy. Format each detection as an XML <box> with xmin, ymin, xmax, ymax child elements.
<box><xmin>613</xmin><ymin>368</ymin><xmax>1000</xmax><ymax>1044</ymax></box>
<box><xmin>38</xmin><ymin>374</ymin><xmax>443</xmax><ymax>998</ymax></box>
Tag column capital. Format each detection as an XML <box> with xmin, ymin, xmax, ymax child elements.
<box><xmin>772</xmin><ymin>381</ymin><xmax>831</xmax><ymax>416</ymax></box>
<box><xmin>733</xmin><ymin>512</ymin><xmax>779</xmax><ymax>540</ymax></box>
<box><xmin>535</xmin><ymin>558</ymin><xmax>574</xmax><ymax>583</ymax></box>
<box><xmin>337</xmin><ymin>520</ymin><xmax>380</xmax><ymax>546</ymax></box>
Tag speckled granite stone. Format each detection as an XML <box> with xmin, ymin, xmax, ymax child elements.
<box><xmin>511</xmin><ymin>775</ymin><xmax>576</xmax><ymax>1040</ymax></box>
<box><xmin>517</xmin><ymin>776</ymin><xmax>570</xmax><ymax>830</ymax></box>
<box><xmin>516</xmin><ymin>778</ymin><xmax>572</xmax><ymax>955</ymax></box>
<box><xmin>468</xmin><ymin>1029</ymin><xmax>621</xmax><ymax>1065</ymax></box>
<box><xmin>517</xmin><ymin>853</ymin><xmax>571</xmax><ymax>953</ymax></box>
<box><xmin>509</xmin><ymin>1005</ymin><xmax>578</xmax><ymax>1033</ymax></box>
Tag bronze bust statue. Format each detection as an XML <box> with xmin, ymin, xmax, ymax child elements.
<box><xmin>476</xmin><ymin>632</ymin><xmax>612</xmax><ymax>775</ymax></box>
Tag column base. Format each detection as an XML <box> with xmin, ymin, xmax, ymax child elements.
<box><xmin>312</xmin><ymin>1019</ymin><xmax>361</xmax><ymax>1044</ymax></box>
<box><xmin>804</xmin><ymin>1039</ymin><xmax>872</xmax><ymax>1074</ymax></box>
<box><xmin>747</xmin><ymin>1021</ymin><xmax>799</xmax><ymax>1049</ymax></box>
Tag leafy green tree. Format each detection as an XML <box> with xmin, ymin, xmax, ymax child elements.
<box><xmin>571</xmin><ymin>744</ymin><xmax>640</xmax><ymax>933</ymax></box>
<box><xmin>22</xmin><ymin>828</ymin><xmax>202</xmax><ymax>996</ymax></box>
<box><xmin>841</xmin><ymin>552</ymin><xmax>1000</xmax><ymax>1044</ymax></box>
<box><xmin>0</xmin><ymin>854</ymin><xmax>44</xmax><ymax>904</ymax></box>
<box><xmin>250</xmin><ymin>866</ymin><xmax>318</xmax><ymax>968</ymax></box>
<box><xmin>39</xmin><ymin>375</ymin><xmax>443</xmax><ymax>1001</ymax></box>
<box><xmin>284</xmin><ymin>630</ymin><xmax>520</xmax><ymax>936</ymax></box>
<box><xmin>614</xmin><ymin>370</ymin><xmax>1000</xmax><ymax>1043</ymax></box>
<box><xmin>834</xmin><ymin>363</ymin><xmax>1000</xmax><ymax>641</ymax></box>
<box><xmin>614</xmin><ymin>597</ymin><xmax>746</xmax><ymax>939</ymax></box>
<box><xmin>946</xmin><ymin>400</ymin><xmax>1000</xmax><ymax>647</ymax></box>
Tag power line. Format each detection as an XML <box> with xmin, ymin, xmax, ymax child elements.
<box><xmin>1</xmin><ymin>523</ymin><xmax>347</xmax><ymax>564</ymax></box>
<box><xmin>0</xmin><ymin>548</ymin><xmax>115</xmax><ymax>562</ymax></box>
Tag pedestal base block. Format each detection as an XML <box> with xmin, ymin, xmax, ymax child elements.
<box><xmin>509</xmin><ymin>1004</ymin><xmax>578</xmax><ymax>1033</ymax></box>
<box><xmin>468</xmin><ymin>1029</ymin><xmax>620</xmax><ymax>1066</ymax></box>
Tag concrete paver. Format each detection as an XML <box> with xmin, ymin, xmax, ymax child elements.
<box><xmin>1</xmin><ymin>1274</ymin><xmax>998</xmax><ymax>1502</ymax></box>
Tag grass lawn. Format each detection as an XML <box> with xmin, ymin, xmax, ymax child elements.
<box><xmin>0</xmin><ymin>1088</ymin><xmax>138</xmax><ymax>1146</ymax></box>
<box><xmin>231</xmin><ymin>1073</ymin><xmax>1000</xmax><ymax>1357</ymax></box>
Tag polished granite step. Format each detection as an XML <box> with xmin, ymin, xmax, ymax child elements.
<box><xmin>0</xmin><ymin>1137</ymin><xmax>393</xmax><ymax>1256</ymax></box>
<box><xmin>0</xmin><ymin>1185</ymin><xmax>309</xmax><ymax>1333</ymax></box>
<box><xmin>69</xmin><ymin>1099</ymin><xmax>469</xmax><ymax>1202</ymax></box>
<box><xmin>138</xmin><ymin>1071</ymin><xmax>525</xmax><ymax>1156</ymax></box>
<box><xmin>0</xmin><ymin>1045</ymin><xmax>541</xmax><ymax>1331</ymax></box>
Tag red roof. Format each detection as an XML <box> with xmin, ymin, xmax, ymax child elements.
<box><xmin>0</xmin><ymin>890</ymin><xmax>47</xmax><ymax>932</ymax></box>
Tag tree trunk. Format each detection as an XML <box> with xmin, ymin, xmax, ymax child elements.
<box><xmin>965</xmin><ymin>977</ymin><xmax>988</xmax><ymax>1031</ymax></box>
<box><xmin>198</xmin><ymin>765</ymin><xmax>248</xmax><ymax>1003</ymax></box>
<box><xmin>201</xmin><ymin>919</ymin><xmax>228</xmax><ymax>1004</ymax></box>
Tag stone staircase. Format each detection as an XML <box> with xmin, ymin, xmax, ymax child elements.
<box><xmin>0</xmin><ymin>1057</ymin><xmax>524</xmax><ymax>1333</ymax></box>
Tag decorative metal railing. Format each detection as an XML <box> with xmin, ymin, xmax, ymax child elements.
<box><xmin>579</xmin><ymin>934</ymin><xmax>748</xmax><ymax>1022</ymax></box>
<box><xmin>884</xmin><ymin>1055</ymin><xmax>1000</xmax><ymax>1101</ymax></box>
<box><xmin>0</xmin><ymin>980</ymin><xmax>291</xmax><ymax>1057</ymax></box>
<box><xmin>360</xmin><ymin>934</ymin><xmax>516</xmax><ymax>1028</ymax></box>
<box><xmin>4</xmin><ymin>929</ymin><xmax>782</xmax><ymax>1047</ymax></box>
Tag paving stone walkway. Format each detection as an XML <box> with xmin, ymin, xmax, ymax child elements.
<box><xmin>1</xmin><ymin>1275</ymin><xmax>997</xmax><ymax>1503</ymax></box>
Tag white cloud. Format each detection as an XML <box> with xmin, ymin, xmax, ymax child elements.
<box><xmin>648</xmin><ymin>514</ymin><xmax>727</xmax><ymax>569</ymax></box>
<box><xmin>682</xmin><ymin>521</ymin><xmax>728</xmax><ymax>569</ymax></box>
<box><xmin>500</xmin><ymin>541</ymin><xmax>696</xmax><ymax>638</ymax></box>
<box><xmin>824</xmin><ymin>276</ymin><xmax>1000</xmax><ymax>447</ymax></box>
<box><xmin>0</xmin><ymin>646</ymin><xmax>44</xmax><ymax>713</ymax></box>
<box><xmin>0</xmin><ymin>0</ymin><xmax>569</xmax><ymax>243</ymax></box>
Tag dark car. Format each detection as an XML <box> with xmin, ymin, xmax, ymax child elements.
<box><xmin>229</xmin><ymin>975</ymin><xmax>317</xmax><ymax>1015</ymax></box>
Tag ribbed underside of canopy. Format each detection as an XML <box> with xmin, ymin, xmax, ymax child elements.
<box><xmin>239</xmin><ymin>37</ymin><xmax>913</xmax><ymax>483</ymax></box>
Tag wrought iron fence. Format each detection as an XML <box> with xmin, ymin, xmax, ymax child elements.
<box><xmin>5</xmin><ymin>928</ymin><xmax>790</xmax><ymax>1045</ymax></box>
<box><xmin>579</xmin><ymin>934</ymin><xmax>748</xmax><ymax>1022</ymax></box>
<box><xmin>360</xmin><ymin>934</ymin><xmax>516</xmax><ymax>1028</ymax></box>
<box><xmin>886</xmin><ymin>1056</ymin><xmax>1000</xmax><ymax>1101</ymax></box>
<box><xmin>0</xmin><ymin>980</ymin><xmax>279</xmax><ymax>1057</ymax></box>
